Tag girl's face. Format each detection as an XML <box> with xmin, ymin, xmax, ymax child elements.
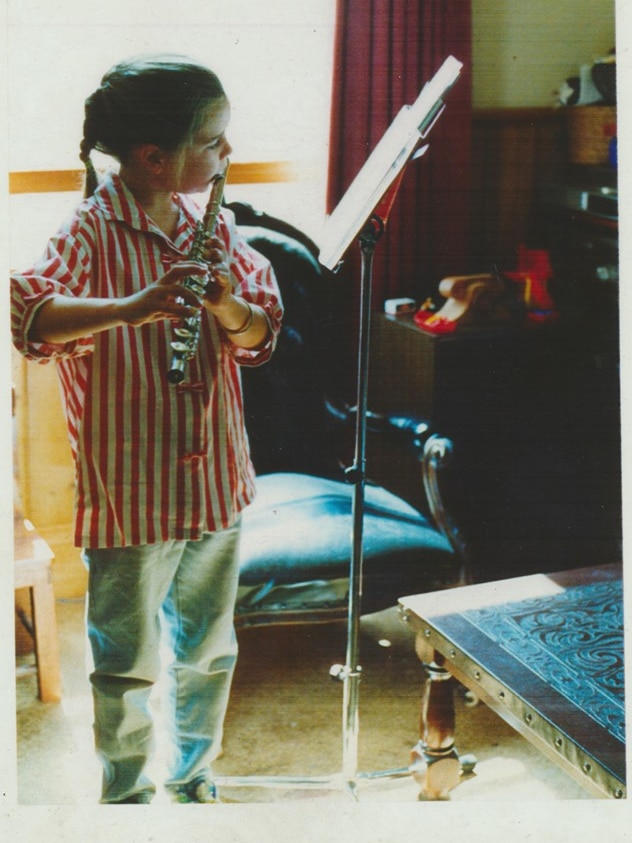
<box><xmin>172</xmin><ymin>96</ymin><xmax>232</xmax><ymax>194</ymax></box>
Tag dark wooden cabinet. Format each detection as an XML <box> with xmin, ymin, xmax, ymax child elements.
<box><xmin>367</xmin><ymin>313</ymin><xmax>621</xmax><ymax>582</ymax></box>
<box><xmin>369</xmin><ymin>315</ymin><xmax>553</xmax><ymax>435</ymax></box>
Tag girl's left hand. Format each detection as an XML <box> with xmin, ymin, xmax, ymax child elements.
<box><xmin>201</xmin><ymin>235</ymin><xmax>234</xmax><ymax>307</ymax></box>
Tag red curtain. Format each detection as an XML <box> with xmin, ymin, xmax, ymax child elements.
<box><xmin>327</xmin><ymin>0</ymin><xmax>472</xmax><ymax>308</ymax></box>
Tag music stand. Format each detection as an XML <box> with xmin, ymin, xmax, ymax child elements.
<box><xmin>216</xmin><ymin>55</ymin><xmax>464</xmax><ymax>800</ymax></box>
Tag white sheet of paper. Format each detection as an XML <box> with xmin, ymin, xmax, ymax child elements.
<box><xmin>318</xmin><ymin>55</ymin><xmax>463</xmax><ymax>270</ymax></box>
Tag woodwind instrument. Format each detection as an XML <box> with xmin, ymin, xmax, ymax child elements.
<box><xmin>167</xmin><ymin>162</ymin><xmax>229</xmax><ymax>384</ymax></box>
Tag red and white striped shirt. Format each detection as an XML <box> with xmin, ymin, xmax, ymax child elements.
<box><xmin>11</xmin><ymin>172</ymin><xmax>283</xmax><ymax>549</ymax></box>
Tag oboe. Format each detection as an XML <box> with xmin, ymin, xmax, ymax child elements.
<box><xmin>167</xmin><ymin>163</ymin><xmax>229</xmax><ymax>384</ymax></box>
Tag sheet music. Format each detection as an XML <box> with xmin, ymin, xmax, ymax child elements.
<box><xmin>318</xmin><ymin>55</ymin><xmax>463</xmax><ymax>271</ymax></box>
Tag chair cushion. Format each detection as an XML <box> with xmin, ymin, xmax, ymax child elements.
<box><xmin>239</xmin><ymin>473</ymin><xmax>456</xmax><ymax>613</ymax></box>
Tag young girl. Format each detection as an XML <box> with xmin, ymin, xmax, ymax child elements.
<box><xmin>11</xmin><ymin>55</ymin><xmax>283</xmax><ymax>804</ymax></box>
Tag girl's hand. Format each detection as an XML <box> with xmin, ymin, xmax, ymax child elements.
<box><xmin>120</xmin><ymin>262</ymin><xmax>208</xmax><ymax>326</ymax></box>
<box><xmin>199</xmin><ymin>235</ymin><xmax>234</xmax><ymax>308</ymax></box>
<box><xmin>26</xmin><ymin>262</ymin><xmax>211</xmax><ymax>346</ymax></box>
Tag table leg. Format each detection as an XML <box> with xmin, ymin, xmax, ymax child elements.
<box><xmin>411</xmin><ymin>637</ymin><xmax>475</xmax><ymax>799</ymax></box>
<box><xmin>29</xmin><ymin>570</ymin><xmax>62</xmax><ymax>703</ymax></box>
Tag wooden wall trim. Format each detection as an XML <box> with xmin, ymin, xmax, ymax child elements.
<box><xmin>473</xmin><ymin>106</ymin><xmax>565</xmax><ymax>124</ymax></box>
<box><xmin>9</xmin><ymin>160</ymin><xmax>299</xmax><ymax>194</ymax></box>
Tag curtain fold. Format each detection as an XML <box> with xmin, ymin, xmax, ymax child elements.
<box><xmin>327</xmin><ymin>0</ymin><xmax>472</xmax><ymax>308</ymax></box>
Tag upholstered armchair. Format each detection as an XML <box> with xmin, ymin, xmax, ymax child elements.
<box><xmin>228</xmin><ymin>201</ymin><xmax>468</xmax><ymax>627</ymax></box>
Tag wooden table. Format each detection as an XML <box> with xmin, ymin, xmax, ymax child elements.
<box><xmin>14</xmin><ymin>514</ymin><xmax>61</xmax><ymax>703</ymax></box>
<box><xmin>399</xmin><ymin>564</ymin><xmax>625</xmax><ymax>799</ymax></box>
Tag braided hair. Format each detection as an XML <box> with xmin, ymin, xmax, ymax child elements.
<box><xmin>80</xmin><ymin>55</ymin><xmax>226</xmax><ymax>197</ymax></box>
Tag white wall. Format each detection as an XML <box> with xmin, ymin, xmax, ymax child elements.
<box><xmin>472</xmin><ymin>0</ymin><xmax>616</xmax><ymax>107</ymax></box>
<box><xmin>6</xmin><ymin>0</ymin><xmax>336</xmax><ymax>243</ymax></box>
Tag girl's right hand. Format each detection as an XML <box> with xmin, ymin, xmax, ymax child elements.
<box><xmin>27</xmin><ymin>263</ymin><xmax>211</xmax><ymax>346</ymax></box>
<box><xmin>120</xmin><ymin>262</ymin><xmax>209</xmax><ymax>327</ymax></box>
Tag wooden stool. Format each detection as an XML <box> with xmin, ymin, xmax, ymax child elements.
<box><xmin>14</xmin><ymin>514</ymin><xmax>61</xmax><ymax>703</ymax></box>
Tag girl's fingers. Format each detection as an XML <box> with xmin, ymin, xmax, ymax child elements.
<box><xmin>159</xmin><ymin>261</ymin><xmax>209</xmax><ymax>285</ymax></box>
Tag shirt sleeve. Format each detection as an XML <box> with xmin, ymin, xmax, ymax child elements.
<box><xmin>218</xmin><ymin>208</ymin><xmax>284</xmax><ymax>367</ymax></box>
<box><xmin>11</xmin><ymin>223</ymin><xmax>95</xmax><ymax>362</ymax></box>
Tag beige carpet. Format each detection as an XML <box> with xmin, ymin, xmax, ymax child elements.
<box><xmin>14</xmin><ymin>598</ymin><xmax>593</xmax><ymax>806</ymax></box>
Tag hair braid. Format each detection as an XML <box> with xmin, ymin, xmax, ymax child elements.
<box><xmin>79</xmin><ymin>136</ymin><xmax>99</xmax><ymax>198</ymax></box>
<box><xmin>80</xmin><ymin>88</ymin><xmax>103</xmax><ymax>197</ymax></box>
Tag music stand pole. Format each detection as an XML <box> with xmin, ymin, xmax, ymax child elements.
<box><xmin>338</xmin><ymin>213</ymin><xmax>385</xmax><ymax>788</ymax></box>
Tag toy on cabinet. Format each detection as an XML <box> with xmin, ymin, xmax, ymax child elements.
<box><xmin>414</xmin><ymin>246</ymin><xmax>557</xmax><ymax>335</ymax></box>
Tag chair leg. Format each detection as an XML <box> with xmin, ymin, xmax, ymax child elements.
<box><xmin>411</xmin><ymin>641</ymin><xmax>475</xmax><ymax>800</ymax></box>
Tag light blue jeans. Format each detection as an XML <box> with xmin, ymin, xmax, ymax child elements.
<box><xmin>83</xmin><ymin>523</ymin><xmax>241</xmax><ymax>803</ymax></box>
